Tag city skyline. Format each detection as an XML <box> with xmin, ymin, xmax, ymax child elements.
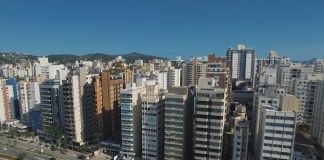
<box><xmin>1</xmin><ymin>1</ymin><xmax>324</xmax><ymax>60</ymax></box>
<box><xmin>1</xmin><ymin>1</ymin><xmax>324</xmax><ymax>160</ymax></box>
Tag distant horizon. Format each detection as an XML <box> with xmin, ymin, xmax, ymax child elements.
<box><xmin>0</xmin><ymin>49</ymin><xmax>321</xmax><ymax>62</ymax></box>
<box><xmin>1</xmin><ymin>1</ymin><xmax>324</xmax><ymax>61</ymax></box>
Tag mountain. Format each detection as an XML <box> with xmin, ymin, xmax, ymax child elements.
<box><xmin>47</xmin><ymin>52</ymin><xmax>167</xmax><ymax>64</ymax></box>
<box><xmin>291</xmin><ymin>58</ymin><xmax>320</xmax><ymax>64</ymax></box>
<box><xmin>0</xmin><ymin>52</ymin><xmax>37</xmax><ymax>65</ymax></box>
<box><xmin>0</xmin><ymin>52</ymin><xmax>167</xmax><ymax>65</ymax></box>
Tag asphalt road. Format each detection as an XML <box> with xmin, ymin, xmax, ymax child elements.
<box><xmin>0</xmin><ymin>136</ymin><xmax>79</xmax><ymax>160</ymax></box>
<box><xmin>0</xmin><ymin>145</ymin><xmax>52</xmax><ymax>160</ymax></box>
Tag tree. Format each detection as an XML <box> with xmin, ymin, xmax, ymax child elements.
<box><xmin>44</xmin><ymin>126</ymin><xmax>63</xmax><ymax>146</ymax></box>
<box><xmin>17</xmin><ymin>153</ymin><xmax>27</xmax><ymax>160</ymax></box>
<box><xmin>61</xmin><ymin>139</ymin><xmax>69</xmax><ymax>149</ymax></box>
<box><xmin>296</xmin><ymin>122</ymin><xmax>311</xmax><ymax>134</ymax></box>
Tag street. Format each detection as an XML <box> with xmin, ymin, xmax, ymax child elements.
<box><xmin>0</xmin><ymin>145</ymin><xmax>51</xmax><ymax>160</ymax></box>
<box><xmin>0</xmin><ymin>136</ymin><xmax>79</xmax><ymax>160</ymax></box>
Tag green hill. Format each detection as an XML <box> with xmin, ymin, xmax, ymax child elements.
<box><xmin>0</xmin><ymin>52</ymin><xmax>167</xmax><ymax>65</ymax></box>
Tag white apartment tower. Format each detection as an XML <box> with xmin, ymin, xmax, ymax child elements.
<box><xmin>226</xmin><ymin>44</ymin><xmax>256</xmax><ymax>83</ymax></box>
<box><xmin>156</xmin><ymin>72</ymin><xmax>167</xmax><ymax>90</ymax></box>
<box><xmin>252</xmin><ymin>86</ymin><xmax>284</xmax><ymax>154</ymax></box>
<box><xmin>255</xmin><ymin>105</ymin><xmax>297</xmax><ymax>160</ymax></box>
<box><xmin>18</xmin><ymin>81</ymin><xmax>41</xmax><ymax>126</ymax></box>
<box><xmin>167</xmin><ymin>67</ymin><xmax>181</xmax><ymax>87</ymax></box>
<box><xmin>121</xmin><ymin>84</ymin><xmax>145</xmax><ymax>159</ymax></box>
<box><xmin>194</xmin><ymin>77</ymin><xmax>227</xmax><ymax>160</ymax></box>
<box><xmin>277</xmin><ymin>63</ymin><xmax>314</xmax><ymax>94</ymax></box>
<box><xmin>33</xmin><ymin>56</ymin><xmax>67</xmax><ymax>82</ymax></box>
<box><xmin>60</xmin><ymin>75</ymin><xmax>84</xmax><ymax>145</ymax></box>
<box><xmin>141</xmin><ymin>83</ymin><xmax>165</xmax><ymax>160</ymax></box>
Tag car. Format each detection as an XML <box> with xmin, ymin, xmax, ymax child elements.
<box><xmin>77</xmin><ymin>154</ymin><xmax>86</xmax><ymax>159</ymax></box>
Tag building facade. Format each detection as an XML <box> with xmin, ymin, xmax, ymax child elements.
<box><xmin>255</xmin><ymin>105</ymin><xmax>296</xmax><ymax>160</ymax></box>
<box><xmin>164</xmin><ymin>86</ymin><xmax>195</xmax><ymax>159</ymax></box>
<box><xmin>182</xmin><ymin>59</ymin><xmax>206</xmax><ymax>86</ymax></box>
<box><xmin>121</xmin><ymin>85</ymin><xmax>145</xmax><ymax>158</ymax></box>
<box><xmin>311</xmin><ymin>80</ymin><xmax>324</xmax><ymax>147</ymax></box>
<box><xmin>226</xmin><ymin>44</ymin><xmax>256</xmax><ymax>84</ymax></box>
<box><xmin>39</xmin><ymin>79</ymin><xmax>62</xmax><ymax>142</ymax></box>
<box><xmin>141</xmin><ymin>84</ymin><xmax>165</xmax><ymax>160</ymax></box>
<box><xmin>60</xmin><ymin>75</ymin><xmax>84</xmax><ymax>145</ymax></box>
<box><xmin>194</xmin><ymin>77</ymin><xmax>227</xmax><ymax>160</ymax></box>
<box><xmin>18</xmin><ymin>81</ymin><xmax>41</xmax><ymax>128</ymax></box>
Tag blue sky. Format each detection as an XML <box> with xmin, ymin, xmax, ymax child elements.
<box><xmin>0</xmin><ymin>0</ymin><xmax>323</xmax><ymax>60</ymax></box>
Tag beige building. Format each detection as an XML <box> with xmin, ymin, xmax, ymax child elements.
<box><xmin>182</xmin><ymin>58</ymin><xmax>207</xmax><ymax>86</ymax></box>
<box><xmin>194</xmin><ymin>77</ymin><xmax>227</xmax><ymax>160</ymax></box>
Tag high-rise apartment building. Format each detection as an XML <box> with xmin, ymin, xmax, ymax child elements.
<box><xmin>156</xmin><ymin>72</ymin><xmax>167</xmax><ymax>90</ymax></box>
<box><xmin>277</xmin><ymin>63</ymin><xmax>314</xmax><ymax>94</ymax></box>
<box><xmin>33</xmin><ymin>56</ymin><xmax>67</xmax><ymax>82</ymax></box>
<box><xmin>101</xmin><ymin>70</ymin><xmax>124</xmax><ymax>140</ymax></box>
<box><xmin>60</xmin><ymin>75</ymin><xmax>84</xmax><ymax>145</ymax></box>
<box><xmin>0</xmin><ymin>79</ymin><xmax>14</xmax><ymax>122</ymax></box>
<box><xmin>194</xmin><ymin>77</ymin><xmax>227</xmax><ymax>160</ymax></box>
<box><xmin>311</xmin><ymin>58</ymin><xmax>324</xmax><ymax>73</ymax></box>
<box><xmin>167</xmin><ymin>67</ymin><xmax>181</xmax><ymax>87</ymax></box>
<box><xmin>141</xmin><ymin>83</ymin><xmax>165</xmax><ymax>160</ymax></box>
<box><xmin>232</xmin><ymin>105</ymin><xmax>249</xmax><ymax>160</ymax></box>
<box><xmin>182</xmin><ymin>58</ymin><xmax>207</xmax><ymax>86</ymax></box>
<box><xmin>5</xmin><ymin>78</ymin><xmax>19</xmax><ymax>119</ymax></box>
<box><xmin>257</xmin><ymin>67</ymin><xmax>277</xmax><ymax>86</ymax></box>
<box><xmin>226</xmin><ymin>44</ymin><xmax>256</xmax><ymax>84</ymax></box>
<box><xmin>39</xmin><ymin>79</ymin><xmax>61</xmax><ymax>142</ymax></box>
<box><xmin>252</xmin><ymin>85</ymin><xmax>284</xmax><ymax>154</ymax></box>
<box><xmin>18</xmin><ymin>81</ymin><xmax>41</xmax><ymax>128</ymax></box>
<box><xmin>82</xmin><ymin>74</ymin><xmax>100</xmax><ymax>142</ymax></box>
<box><xmin>92</xmin><ymin>76</ymin><xmax>104</xmax><ymax>140</ymax></box>
<box><xmin>121</xmin><ymin>84</ymin><xmax>145</xmax><ymax>158</ymax></box>
<box><xmin>311</xmin><ymin>80</ymin><xmax>324</xmax><ymax>147</ymax></box>
<box><xmin>205</xmin><ymin>60</ymin><xmax>232</xmax><ymax>110</ymax></box>
<box><xmin>164</xmin><ymin>86</ymin><xmax>195</xmax><ymax>159</ymax></box>
<box><xmin>255</xmin><ymin>105</ymin><xmax>297</xmax><ymax>160</ymax></box>
<box><xmin>293</xmin><ymin>74</ymin><xmax>324</xmax><ymax>124</ymax></box>
<box><xmin>253</xmin><ymin>85</ymin><xmax>298</xmax><ymax>159</ymax></box>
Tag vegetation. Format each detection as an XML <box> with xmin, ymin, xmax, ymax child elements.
<box><xmin>0</xmin><ymin>153</ymin><xmax>16</xmax><ymax>160</ymax></box>
<box><xmin>47</xmin><ymin>52</ymin><xmax>167</xmax><ymax>64</ymax></box>
<box><xmin>296</xmin><ymin>122</ymin><xmax>311</xmax><ymax>134</ymax></box>
<box><xmin>0</xmin><ymin>52</ymin><xmax>37</xmax><ymax>65</ymax></box>
<box><xmin>0</xmin><ymin>52</ymin><xmax>167</xmax><ymax>65</ymax></box>
<box><xmin>44</xmin><ymin>126</ymin><xmax>63</xmax><ymax>147</ymax></box>
<box><xmin>16</xmin><ymin>153</ymin><xmax>27</xmax><ymax>160</ymax></box>
<box><xmin>75</xmin><ymin>145</ymin><xmax>92</xmax><ymax>154</ymax></box>
<box><xmin>61</xmin><ymin>139</ymin><xmax>69</xmax><ymax>149</ymax></box>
